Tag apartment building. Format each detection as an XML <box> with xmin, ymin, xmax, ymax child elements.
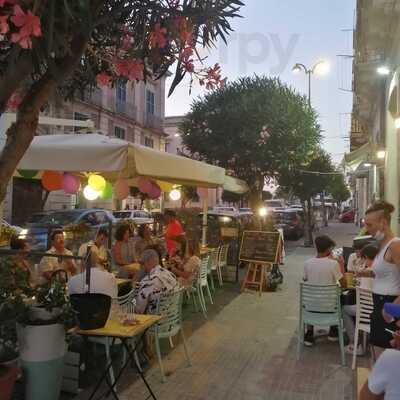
<box><xmin>345</xmin><ymin>0</ymin><xmax>400</xmax><ymax>231</ymax></box>
<box><xmin>3</xmin><ymin>77</ymin><xmax>169</xmax><ymax>224</ymax></box>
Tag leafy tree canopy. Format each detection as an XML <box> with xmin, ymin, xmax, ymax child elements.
<box><xmin>181</xmin><ymin>76</ymin><xmax>321</xmax><ymax>198</ymax></box>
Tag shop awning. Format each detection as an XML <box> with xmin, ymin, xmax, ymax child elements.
<box><xmin>344</xmin><ymin>142</ymin><xmax>377</xmax><ymax>169</ymax></box>
<box><xmin>222</xmin><ymin>175</ymin><xmax>249</xmax><ymax>194</ymax></box>
<box><xmin>15</xmin><ymin>133</ymin><xmax>227</xmax><ymax>188</ymax></box>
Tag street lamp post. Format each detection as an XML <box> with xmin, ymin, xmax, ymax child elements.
<box><xmin>292</xmin><ymin>60</ymin><xmax>329</xmax><ymax>244</ymax></box>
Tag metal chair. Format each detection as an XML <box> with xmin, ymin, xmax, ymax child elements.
<box><xmin>352</xmin><ymin>287</ymin><xmax>373</xmax><ymax>370</ymax></box>
<box><xmin>150</xmin><ymin>288</ymin><xmax>192</xmax><ymax>382</ymax></box>
<box><xmin>207</xmin><ymin>249</ymin><xmax>219</xmax><ymax>292</ymax></box>
<box><xmin>198</xmin><ymin>255</ymin><xmax>213</xmax><ymax>305</ymax></box>
<box><xmin>297</xmin><ymin>283</ymin><xmax>345</xmax><ymax>366</ymax></box>
<box><xmin>216</xmin><ymin>244</ymin><xmax>229</xmax><ymax>286</ymax></box>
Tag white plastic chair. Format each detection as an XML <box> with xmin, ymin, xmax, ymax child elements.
<box><xmin>150</xmin><ymin>288</ymin><xmax>191</xmax><ymax>382</ymax></box>
<box><xmin>297</xmin><ymin>283</ymin><xmax>345</xmax><ymax>366</ymax></box>
<box><xmin>207</xmin><ymin>249</ymin><xmax>218</xmax><ymax>292</ymax></box>
<box><xmin>198</xmin><ymin>255</ymin><xmax>213</xmax><ymax>305</ymax></box>
<box><xmin>216</xmin><ymin>244</ymin><xmax>229</xmax><ymax>286</ymax></box>
<box><xmin>352</xmin><ymin>287</ymin><xmax>373</xmax><ymax>370</ymax></box>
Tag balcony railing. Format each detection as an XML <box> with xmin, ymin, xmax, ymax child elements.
<box><xmin>79</xmin><ymin>88</ymin><xmax>103</xmax><ymax>108</ymax></box>
<box><xmin>144</xmin><ymin>113</ymin><xmax>164</xmax><ymax>130</ymax></box>
<box><xmin>114</xmin><ymin>100</ymin><xmax>137</xmax><ymax>120</ymax></box>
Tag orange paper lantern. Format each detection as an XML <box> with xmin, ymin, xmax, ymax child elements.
<box><xmin>41</xmin><ymin>171</ymin><xmax>63</xmax><ymax>191</ymax></box>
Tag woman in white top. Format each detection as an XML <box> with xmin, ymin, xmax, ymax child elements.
<box><xmin>170</xmin><ymin>240</ymin><xmax>201</xmax><ymax>288</ymax></box>
<box><xmin>356</xmin><ymin>201</ymin><xmax>400</xmax><ymax>359</ymax></box>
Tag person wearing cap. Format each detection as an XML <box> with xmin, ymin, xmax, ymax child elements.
<box><xmin>135</xmin><ymin>249</ymin><xmax>177</xmax><ymax>314</ymax></box>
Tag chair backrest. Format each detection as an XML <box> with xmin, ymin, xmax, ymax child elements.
<box><xmin>218</xmin><ymin>244</ymin><xmax>229</xmax><ymax>266</ymax></box>
<box><xmin>51</xmin><ymin>268</ymin><xmax>68</xmax><ymax>283</ymax></box>
<box><xmin>300</xmin><ymin>283</ymin><xmax>341</xmax><ymax>314</ymax></box>
<box><xmin>153</xmin><ymin>288</ymin><xmax>183</xmax><ymax>338</ymax></box>
<box><xmin>208</xmin><ymin>249</ymin><xmax>219</xmax><ymax>271</ymax></box>
<box><xmin>117</xmin><ymin>287</ymin><xmax>136</xmax><ymax>314</ymax></box>
<box><xmin>356</xmin><ymin>287</ymin><xmax>373</xmax><ymax>328</ymax></box>
<box><xmin>199</xmin><ymin>255</ymin><xmax>209</xmax><ymax>285</ymax></box>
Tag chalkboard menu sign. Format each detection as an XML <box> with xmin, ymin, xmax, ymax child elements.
<box><xmin>239</xmin><ymin>231</ymin><xmax>280</xmax><ymax>263</ymax></box>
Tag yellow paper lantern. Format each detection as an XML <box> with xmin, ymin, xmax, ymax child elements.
<box><xmin>88</xmin><ymin>174</ymin><xmax>106</xmax><ymax>192</ymax></box>
<box><xmin>156</xmin><ymin>180</ymin><xmax>174</xmax><ymax>192</ymax></box>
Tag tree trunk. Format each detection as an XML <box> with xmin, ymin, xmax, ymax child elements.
<box><xmin>302</xmin><ymin>198</ymin><xmax>313</xmax><ymax>247</ymax></box>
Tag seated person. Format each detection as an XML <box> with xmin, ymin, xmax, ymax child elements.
<box><xmin>360</xmin><ymin>348</ymin><xmax>400</xmax><ymax>400</ymax></box>
<box><xmin>169</xmin><ymin>240</ymin><xmax>201</xmax><ymax>288</ymax></box>
<box><xmin>39</xmin><ymin>229</ymin><xmax>77</xmax><ymax>281</ymax></box>
<box><xmin>343</xmin><ymin>244</ymin><xmax>379</xmax><ymax>355</ymax></box>
<box><xmin>135</xmin><ymin>249</ymin><xmax>178</xmax><ymax>314</ymax></box>
<box><xmin>113</xmin><ymin>225</ymin><xmax>136</xmax><ymax>278</ymax></box>
<box><xmin>347</xmin><ymin>241</ymin><xmax>365</xmax><ymax>272</ymax></box>
<box><xmin>78</xmin><ymin>228</ymin><xmax>109</xmax><ymax>271</ymax></box>
<box><xmin>10</xmin><ymin>235</ymin><xmax>30</xmax><ymax>274</ymax></box>
<box><xmin>68</xmin><ymin>250</ymin><xmax>117</xmax><ymax>299</ymax></box>
<box><xmin>303</xmin><ymin>235</ymin><xmax>345</xmax><ymax>347</ymax></box>
<box><xmin>163</xmin><ymin>209</ymin><xmax>185</xmax><ymax>258</ymax></box>
<box><xmin>134</xmin><ymin>224</ymin><xmax>157</xmax><ymax>259</ymax></box>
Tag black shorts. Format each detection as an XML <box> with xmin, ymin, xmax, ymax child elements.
<box><xmin>370</xmin><ymin>293</ymin><xmax>398</xmax><ymax>348</ymax></box>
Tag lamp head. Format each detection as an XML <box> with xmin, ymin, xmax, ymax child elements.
<box><xmin>377</xmin><ymin>66</ymin><xmax>390</xmax><ymax>76</ymax></box>
<box><xmin>313</xmin><ymin>60</ymin><xmax>330</xmax><ymax>75</ymax></box>
<box><xmin>292</xmin><ymin>64</ymin><xmax>303</xmax><ymax>74</ymax></box>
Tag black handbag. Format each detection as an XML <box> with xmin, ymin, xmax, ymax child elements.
<box><xmin>266</xmin><ymin>263</ymin><xmax>283</xmax><ymax>290</ymax></box>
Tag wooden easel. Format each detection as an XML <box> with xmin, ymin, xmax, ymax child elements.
<box><xmin>240</xmin><ymin>233</ymin><xmax>282</xmax><ymax>296</ymax></box>
<box><xmin>241</xmin><ymin>262</ymin><xmax>272</xmax><ymax>296</ymax></box>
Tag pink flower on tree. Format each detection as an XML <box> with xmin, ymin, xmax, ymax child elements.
<box><xmin>96</xmin><ymin>72</ymin><xmax>112</xmax><ymax>87</ymax></box>
<box><xmin>0</xmin><ymin>15</ymin><xmax>9</xmax><ymax>34</ymax></box>
<box><xmin>149</xmin><ymin>23</ymin><xmax>167</xmax><ymax>48</ymax></box>
<box><xmin>10</xmin><ymin>5</ymin><xmax>41</xmax><ymax>49</ymax></box>
<box><xmin>115</xmin><ymin>59</ymin><xmax>144</xmax><ymax>81</ymax></box>
<box><xmin>0</xmin><ymin>0</ymin><xmax>17</xmax><ymax>7</ymax></box>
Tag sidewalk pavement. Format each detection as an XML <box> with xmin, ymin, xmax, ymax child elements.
<box><xmin>117</xmin><ymin>222</ymin><xmax>360</xmax><ymax>400</ymax></box>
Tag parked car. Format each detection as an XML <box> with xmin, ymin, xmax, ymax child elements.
<box><xmin>265</xmin><ymin>199</ymin><xmax>285</xmax><ymax>211</ymax></box>
<box><xmin>339</xmin><ymin>208</ymin><xmax>355</xmax><ymax>223</ymax></box>
<box><xmin>25</xmin><ymin>211</ymin><xmax>54</xmax><ymax>225</ymax></box>
<box><xmin>273</xmin><ymin>209</ymin><xmax>304</xmax><ymax>240</ymax></box>
<box><xmin>212</xmin><ymin>206</ymin><xmax>238</xmax><ymax>216</ymax></box>
<box><xmin>238</xmin><ymin>208</ymin><xmax>253</xmax><ymax>215</ymax></box>
<box><xmin>21</xmin><ymin>208</ymin><xmax>115</xmax><ymax>250</ymax></box>
<box><xmin>113</xmin><ymin>210</ymin><xmax>154</xmax><ymax>226</ymax></box>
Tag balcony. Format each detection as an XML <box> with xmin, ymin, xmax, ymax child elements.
<box><xmin>79</xmin><ymin>88</ymin><xmax>103</xmax><ymax>108</ymax></box>
<box><xmin>144</xmin><ymin>113</ymin><xmax>164</xmax><ymax>131</ymax></box>
<box><xmin>114</xmin><ymin>100</ymin><xmax>137</xmax><ymax>120</ymax></box>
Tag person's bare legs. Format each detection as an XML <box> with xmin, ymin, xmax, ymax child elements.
<box><xmin>372</xmin><ymin>346</ymin><xmax>385</xmax><ymax>362</ymax></box>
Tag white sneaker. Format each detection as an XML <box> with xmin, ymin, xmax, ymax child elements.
<box><xmin>345</xmin><ymin>344</ymin><xmax>363</xmax><ymax>356</ymax></box>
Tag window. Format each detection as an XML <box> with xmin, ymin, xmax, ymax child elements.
<box><xmin>114</xmin><ymin>126</ymin><xmax>126</xmax><ymax>140</ymax></box>
<box><xmin>74</xmin><ymin>112</ymin><xmax>89</xmax><ymax>133</ymax></box>
<box><xmin>144</xmin><ymin>136</ymin><xmax>154</xmax><ymax>148</ymax></box>
<box><xmin>146</xmin><ymin>89</ymin><xmax>155</xmax><ymax>115</ymax></box>
<box><xmin>116</xmin><ymin>81</ymin><xmax>127</xmax><ymax>103</ymax></box>
<box><xmin>81</xmin><ymin>212</ymin><xmax>98</xmax><ymax>226</ymax></box>
<box><xmin>95</xmin><ymin>211</ymin><xmax>109</xmax><ymax>224</ymax></box>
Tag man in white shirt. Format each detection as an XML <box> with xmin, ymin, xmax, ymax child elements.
<box><xmin>78</xmin><ymin>228</ymin><xmax>109</xmax><ymax>270</ymax></box>
<box><xmin>39</xmin><ymin>229</ymin><xmax>77</xmax><ymax>280</ymax></box>
<box><xmin>135</xmin><ymin>249</ymin><xmax>178</xmax><ymax>314</ymax></box>
<box><xmin>347</xmin><ymin>242</ymin><xmax>365</xmax><ymax>272</ymax></box>
<box><xmin>68</xmin><ymin>248</ymin><xmax>117</xmax><ymax>298</ymax></box>
<box><xmin>360</xmin><ymin>348</ymin><xmax>400</xmax><ymax>400</ymax></box>
<box><xmin>303</xmin><ymin>235</ymin><xmax>345</xmax><ymax>346</ymax></box>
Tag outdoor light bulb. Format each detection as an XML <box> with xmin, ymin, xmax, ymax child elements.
<box><xmin>83</xmin><ymin>185</ymin><xmax>100</xmax><ymax>201</ymax></box>
<box><xmin>377</xmin><ymin>150</ymin><xmax>386</xmax><ymax>159</ymax></box>
<box><xmin>377</xmin><ymin>66</ymin><xmax>390</xmax><ymax>76</ymax></box>
<box><xmin>169</xmin><ymin>189</ymin><xmax>181</xmax><ymax>201</ymax></box>
<box><xmin>314</xmin><ymin>61</ymin><xmax>330</xmax><ymax>75</ymax></box>
<box><xmin>292</xmin><ymin>65</ymin><xmax>302</xmax><ymax>74</ymax></box>
<box><xmin>174</xmin><ymin>133</ymin><xmax>180</xmax><ymax>137</ymax></box>
<box><xmin>258</xmin><ymin>207</ymin><xmax>268</xmax><ymax>217</ymax></box>
<box><xmin>364</xmin><ymin>162</ymin><xmax>372</xmax><ymax>167</ymax></box>
<box><xmin>395</xmin><ymin>117</ymin><xmax>400</xmax><ymax>129</ymax></box>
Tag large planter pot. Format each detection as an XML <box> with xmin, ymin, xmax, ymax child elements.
<box><xmin>0</xmin><ymin>365</ymin><xmax>19</xmax><ymax>400</ymax></box>
<box><xmin>17</xmin><ymin>323</ymin><xmax>66</xmax><ymax>400</ymax></box>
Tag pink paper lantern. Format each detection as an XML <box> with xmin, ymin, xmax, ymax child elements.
<box><xmin>197</xmin><ymin>187</ymin><xmax>208</xmax><ymax>199</ymax></box>
<box><xmin>138</xmin><ymin>177</ymin><xmax>153</xmax><ymax>194</ymax></box>
<box><xmin>62</xmin><ymin>173</ymin><xmax>80</xmax><ymax>194</ymax></box>
<box><xmin>148</xmin><ymin>184</ymin><xmax>161</xmax><ymax>199</ymax></box>
<box><xmin>115</xmin><ymin>179</ymin><xmax>129</xmax><ymax>200</ymax></box>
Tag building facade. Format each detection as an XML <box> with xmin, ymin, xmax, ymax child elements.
<box><xmin>2</xmin><ymin>77</ymin><xmax>169</xmax><ymax>224</ymax></box>
<box><xmin>345</xmin><ymin>0</ymin><xmax>400</xmax><ymax>232</ymax></box>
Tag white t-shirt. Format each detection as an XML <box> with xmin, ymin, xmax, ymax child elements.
<box><xmin>368</xmin><ymin>349</ymin><xmax>400</xmax><ymax>400</ymax></box>
<box><xmin>303</xmin><ymin>257</ymin><xmax>343</xmax><ymax>285</ymax></box>
<box><xmin>68</xmin><ymin>268</ymin><xmax>118</xmax><ymax>298</ymax></box>
<box><xmin>39</xmin><ymin>247</ymin><xmax>76</xmax><ymax>278</ymax></box>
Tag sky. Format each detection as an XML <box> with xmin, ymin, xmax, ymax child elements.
<box><xmin>165</xmin><ymin>0</ymin><xmax>356</xmax><ymax>164</ymax></box>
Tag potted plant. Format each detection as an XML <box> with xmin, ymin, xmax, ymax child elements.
<box><xmin>0</xmin><ymin>256</ymin><xmax>31</xmax><ymax>400</ymax></box>
<box><xmin>16</xmin><ymin>279</ymin><xmax>75</xmax><ymax>400</ymax></box>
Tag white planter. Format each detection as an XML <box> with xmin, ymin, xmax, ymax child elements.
<box><xmin>17</xmin><ymin>323</ymin><xmax>66</xmax><ymax>400</ymax></box>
